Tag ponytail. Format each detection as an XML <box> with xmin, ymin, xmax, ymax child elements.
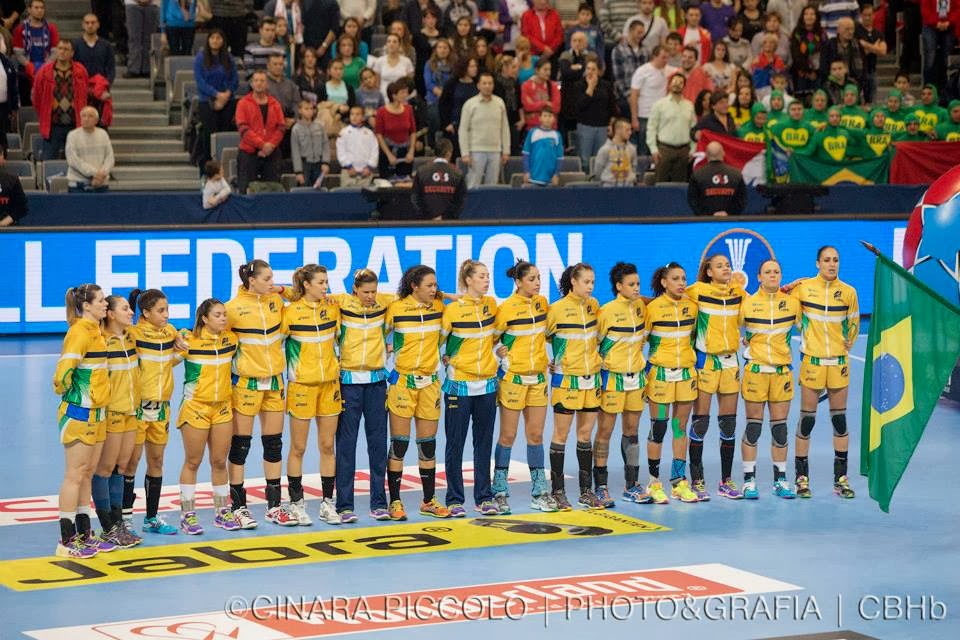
<box><xmin>650</xmin><ymin>262</ymin><xmax>684</xmax><ymax>297</ymax></box>
<box><xmin>505</xmin><ymin>259</ymin><xmax>535</xmax><ymax>282</ymax></box>
<box><xmin>101</xmin><ymin>294</ymin><xmax>127</xmax><ymax>329</ymax></box>
<box><xmin>128</xmin><ymin>288</ymin><xmax>167</xmax><ymax>317</ymax></box>
<box><xmin>352</xmin><ymin>268</ymin><xmax>378</xmax><ymax>293</ymax></box>
<box><xmin>238</xmin><ymin>258</ymin><xmax>271</xmax><ymax>290</ymax></box>
<box><xmin>65</xmin><ymin>283</ymin><xmax>102</xmax><ymax>325</ymax></box>
<box><xmin>608</xmin><ymin>261</ymin><xmax>638</xmax><ymax>297</ymax></box>
<box><xmin>697</xmin><ymin>253</ymin><xmax>725</xmax><ymax>284</ymax></box>
<box><xmin>291</xmin><ymin>264</ymin><xmax>327</xmax><ymax>301</ymax></box>
<box><xmin>457</xmin><ymin>259</ymin><xmax>484</xmax><ymax>292</ymax></box>
<box><xmin>559</xmin><ymin>262</ymin><xmax>593</xmax><ymax>297</ymax></box>
<box><xmin>193</xmin><ymin>298</ymin><xmax>224</xmax><ymax>336</ymax></box>
<box><xmin>397</xmin><ymin>265</ymin><xmax>436</xmax><ymax>298</ymax></box>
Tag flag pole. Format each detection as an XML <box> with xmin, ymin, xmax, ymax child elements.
<box><xmin>860</xmin><ymin>240</ymin><xmax>882</xmax><ymax>257</ymax></box>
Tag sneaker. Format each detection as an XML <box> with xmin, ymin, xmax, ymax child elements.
<box><xmin>389</xmin><ymin>499</ymin><xmax>408</xmax><ymax>521</ymax></box>
<box><xmin>288</xmin><ymin>499</ymin><xmax>313</xmax><ymax>526</ymax></box>
<box><xmin>369</xmin><ymin>507</ymin><xmax>391</xmax><ymax>521</ymax></box>
<box><xmin>81</xmin><ymin>531</ymin><xmax>117</xmax><ymax>553</ymax></box>
<box><xmin>530</xmin><ymin>468</ymin><xmax>550</xmax><ymax>498</ymax></box>
<box><xmin>339</xmin><ymin>510</ymin><xmax>359</xmax><ymax>524</ymax></box>
<box><xmin>530</xmin><ymin>493</ymin><xmax>559</xmax><ymax>512</ymax></box>
<box><xmin>419</xmin><ymin>497</ymin><xmax>449</xmax><ymax>518</ymax></box>
<box><xmin>265</xmin><ymin>505</ymin><xmax>299</xmax><ymax>526</ymax></box>
<box><xmin>622</xmin><ymin>485</ymin><xmax>653</xmax><ymax>504</ymax></box>
<box><xmin>833</xmin><ymin>475</ymin><xmax>855</xmax><ymax>499</ymax></box>
<box><xmin>670</xmin><ymin>480</ymin><xmax>699</xmax><ymax>503</ymax></box>
<box><xmin>552</xmin><ymin>490</ymin><xmax>573</xmax><ymax>511</ymax></box>
<box><xmin>121</xmin><ymin>521</ymin><xmax>143</xmax><ymax>545</ymax></box>
<box><xmin>718</xmin><ymin>478</ymin><xmax>744</xmax><ymax>500</ymax></box>
<box><xmin>214</xmin><ymin>508</ymin><xmax>241</xmax><ymax>531</ymax></box>
<box><xmin>448</xmin><ymin>504</ymin><xmax>467</xmax><ymax>518</ymax></box>
<box><xmin>743</xmin><ymin>480</ymin><xmax>759</xmax><ymax>500</ymax></box>
<box><xmin>318</xmin><ymin>498</ymin><xmax>341</xmax><ymax>525</ymax></box>
<box><xmin>55</xmin><ymin>536</ymin><xmax>98</xmax><ymax>559</ymax></box>
<box><xmin>233</xmin><ymin>506</ymin><xmax>258</xmax><ymax>530</ymax></box>
<box><xmin>143</xmin><ymin>515</ymin><xmax>178</xmax><ymax>535</ymax></box>
<box><xmin>646</xmin><ymin>481</ymin><xmax>670</xmax><ymax>505</ymax></box>
<box><xmin>179</xmin><ymin>511</ymin><xmax>204</xmax><ymax>535</ymax></box>
<box><xmin>578</xmin><ymin>490</ymin><xmax>605</xmax><ymax>510</ymax></box>
<box><xmin>476</xmin><ymin>500</ymin><xmax>499</xmax><ymax>516</ymax></box>
<box><xmin>796</xmin><ymin>475</ymin><xmax>812</xmax><ymax>499</ymax></box>
<box><xmin>494</xmin><ymin>493</ymin><xmax>511</xmax><ymax>515</ymax></box>
<box><xmin>595</xmin><ymin>485</ymin><xmax>615</xmax><ymax>508</ymax></box>
<box><xmin>692</xmin><ymin>479</ymin><xmax>711</xmax><ymax>502</ymax></box>
<box><xmin>773</xmin><ymin>479</ymin><xmax>797</xmax><ymax>499</ymax></box>
<box><xmin>122</xmin><ymin>514</ymin><xmax>134</xmax><ymax>531</ymax></box>
<box><xmin>103</xmin><ymin>523</ymin><xmax>138</xmax><ymax>549</ymax></box>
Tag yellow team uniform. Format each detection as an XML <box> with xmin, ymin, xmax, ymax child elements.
<box><xmin>225</xmin><ymin>286</ymin><xmax>292</xmax><ymax>415</ymax></box>
<box><xmin>385</xmin><ymin>296</ymin><xmax>445</xmax><ymax>420</ymax></box>
<box><xmin>495</xmin><ymin>293</ymin><xmax>550</xmax><ymax>411</ymax></box>
<box><xmin>283</xmin><ymin>297</ymin><xmax>342</xmax><ymax>419</ymax></box>
<box><xmin>644</xmin><ymin>295</ymin><xmax>699</xmax><ymax>404</ymax></box>
<box><xmin>104</xmin><ymin>330</ymin><xmax>140</xmax><ymax>434</ymax></box>
<box><xmin>335</xmin><ymin>292</ymin><xmax>395</xmax><ymax>384</ymax></box>
<box><xmin>441</xmin><ymin>295</ymin><xmax>499</xmax><ymax>396</ymax></box>
<box><xmin>792</xmin><ymin>276</ymin><xmax>859</xmax><ymax>390</ymax></box>
<box><xmin>598</xmin><ymin>295</ymin><xmax>647</xmax><ymax>414</ymax></box>
<box><xmin>547</xmin><ymin>294</ymin><xmax>602</xmax><ymax>411</ymax></box>
<box><xmin>129</xmin><ymin>322</ymin><xmax>182</xmax><ymax>445</ymax></box>
<box><xmin>686</xmin><ymin>281</ymin><xmax>745</xmax><ymax>395</ymax></box>
<box><xmin>177</xmin><ymin>328</ymin><xmax>238</xmax><ymax>428</ymax></box>
<box><xmin>740</xmin><ymin>290</ymin><xmax>801</xmax><ymax>403</ymax></box>
<box><xmin>54</xmin><ymin>318</ymin><xmax>110</xmax><ymax>445</ymax></box>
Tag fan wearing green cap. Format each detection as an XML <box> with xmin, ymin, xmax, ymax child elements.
<box><xmin>737</xmin><ymin>102</ymin><xmax>769</xmax><ymax>143</ymax></box>
<box><xmin>804</xmin><ymin>90</ymin><xmax>830</xmax><ymax>131</ymax></box>
<box><xmin>851</xmin><ymin>109</ymin><xmax>892</xmax><ymax>158</ymax></box>
<box><xmin>769</xmin><ymin>100</ymin><xmax>814</xmax><ymax>155</ymax></box>
<box><xmin>838</xmin><ymin>84</ymin><xmax>868</xmax><ymax>131</ymax></box>
<box><xmin>894</xmin><ymin>113</ymin><xmax>931</xmax><ymax>142</ymax></box>
<box><xmin>807</xmin><ymin>107</ymin><xmax>854</xmax><ymax>162</ymax></box>
<box><xmin>912</xmin><ymin>84</ymin><xmax>948</xmax><ymax>135</ymax></box>
<box><xmin>766</xmin><ymin>89</ymin><xmax>788</xmax><ymax>129</ymax></box>
<box><xmin>934</xmin><ymin>101</ymin><xmax>960</xmax><ymax>141</ymax></box>
<box><xmin>881</xmin><ymin>90</ymin><xmax>908</xmax><ymax>134</ymax></box>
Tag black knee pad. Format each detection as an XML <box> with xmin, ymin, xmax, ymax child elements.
<box><xmin>390</xmin><ymin>437</ymin><xmax>410</xmax><ymax>461</ymax></box>
<box><xmin>648</xmin><ymin>420</ymin><xmax>668</xmax><ymax>444</ymax></box>
<box><xmin>553</xmin><ymin>403</ymin><xmax>574</xmax><ymax>415</ymax></box>
<box><xmin>416</xmin><ymin>437</ymin><xmax>436</xmax><ymax>462</ymax></box>
<box><xmin>718</xmin><ymin>414</ymin><xmax>737</xmax><ymax>441</ymax></box>
<box><xmin>261</xmin><ymin>433</ymin><xmax>283</xmax><ymax>463</ymax></box>
<box><xmin>690</xmin><ymin>415</ymin><xmax>709</xmax><ymax>442</ymax></box>
<box><xmin>798</xmin><ymin>412</ymin><xmax>816</xmax><ymax>440</ymax></box>
<box><xmin>771</xmin><ymin>422</ymin><xmax>788</xmax><ymax>448</ymax></box>
<box><xmin>228</xmin><ymin>435</ymin><xmax>252</xmax><ymax>466</ymax></box>
<box><xmin>831</xmin><ymin>412</ymin><xmax>848</xmax><ymax>437</ymax></box>
<box><xmin>743</xmin><ymin>421</ymin><xmax>762</xmax><ymax>447</ymax></box>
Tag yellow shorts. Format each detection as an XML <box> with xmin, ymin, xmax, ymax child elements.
<box><xmin>600</xmin><ymin>370</ymin><xmax>646</xmax><ymax>414</ymax></box>
<box><xmin>498</xmin><ymin>374</ymin><xmax>549</xmax><ymax>411</ymax></box>
<box><xmin>799</xmin><ymin>355</ymin><xmax>849</xmax><ymax>390</ymax></box>
<box><xmin>178</xmin><ymin>398</ymin><xmax>233</xmax><ymax>430</ymax></box>
<box><xmin>551</xmin><ymin>374</ymin><xmax>602</xmax><ymax>412</ymax></box>
<box><xmin>106</xmin><ymin>411</ymin><xmax>138</xmax><ymax>434</ymax></box>
<box><xmin>645</xmin><ymin>366</ymin><xmax>698</xmax><ymax>405</ymax></box>
<box><xmin>232</xmin><ymin>376</ymin><xmax>286</xmax><ymax>416</ymax></box>
<box><xmin>58</xmin><ymin>403</ymin><xmax>105</xmax><ymax>446</ymax></box>
<box><xmin>387</xmin><ymin>376</ymin><xmax>441</xmax><ymax>421</ymax></box>
<box><xmin>741</xmin><ymin>365</ymin><xmax>794</xmax><ymax>403</ymax></box>
<box><xmin>288</xmin><ymin>380</ymin><xmax>343</xmax><ymax>420</ymax></box>
<box><xmin>136</xmin><ymin>400</ymin><xmax>170</xmax><ymax>445</ymax></box>
<box><xmin>696</xmin><ymin>356</ymin><xmax>741</xmax><ymax>395</ymax></box>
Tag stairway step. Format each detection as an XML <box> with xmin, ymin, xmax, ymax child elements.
<box><xmin>112</xmin><ymin>165</ymin><xmax>200</xmax><ymax>181</ymax></box>
<box><xmin>108</xmin><ymin>125</ymin><xmax>182</xmax><ymax>139</ymax></box>
<box><xmin>110</xmin><ymin>180</ymin><xmax>201</xmax><ymax>192</ymax></box>
<box><xmin>112</xmin><ymin>76</ymin><xmax>153</xmax><ymax>90</ymax></box>
<box><xmin>111</xmin><ymin>140</ymin><xmax>185</xmax><ymax>153</ymax></box>
<box><xmin>109</xmin><ymin>88</ymin><xmax>157</xmax><ymax>101</ymax></box>
<box><xmin>111</xmin><ymin>113</ymin><xmax>170</xmax><ymax>127</ymax></box>
<box><xmin>115</xmin><ymin>152</ymin><xmax>192</xmax><ymax>164</ymax></box>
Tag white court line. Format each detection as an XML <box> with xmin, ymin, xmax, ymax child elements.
<box><xmin>791</xmin><ymin>335</ymin><xmax>866</xmax><ymax>362</ymax></box>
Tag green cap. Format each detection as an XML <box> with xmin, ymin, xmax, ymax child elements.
<box><xmin>771</xmin><ymin>89</ymin><xmax>784</xmax><ymax>98</ymax></box>
<box><xmin>949</xmin><ymin>99</ymin><xmax>960</xmax><ymax>111</ymax></box>
<box><xmin>904</xmin><ymin>113</ymin><xmax>920</xmax><ymax>124</ymax></box>
<box><xmin>888</xmin><ymin>89</ymin><xmax>902</xmax><ymax>99</ymax></box>
<box><xmin>843</xmin><ymin>84</ymin><xmax>859</xmax><ymax>96</ymax></box>
<box><xmin>870</xmin><ymin>108</ymin><xmax>886</xmax><ymax>119</ymax></box>
<box><xmin>828</xmin><ymin>106</ymin><xmax>842</xmax><ymax>115</ymax></box>
<box><xmin>751</xmin><ymin>102</ymin><xmax>768</xmax><ymax>115</ymax></box>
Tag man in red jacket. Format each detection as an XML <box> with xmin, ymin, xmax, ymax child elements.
<box><xmin>234</xmin><ymin>69</ymin><xmax>286</xmax><ymax>194</ymax></box>
<box><xmin>521</xmin><ymin>0</ymin><xmax>563</xmax><ymax>62</ymax></box>
<box><xmin>921</xmin><ymin>0</ymin><xmax>960</xmax><ymax>89</ymax></box>
<box><xmin>32</xmin><ymin>39</ymin><xmax>88</xmax><ymax>160</ymax></box>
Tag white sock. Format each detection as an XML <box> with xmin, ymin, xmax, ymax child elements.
<box><xmin>213</xmin><ymin>484</ymin><xmax>229</xmax><ymax>497</ymax></box>
<box><xmin>743</xmin><ymin>461</ymin><xmax>757</xmax><ymax>475</ymax></box>
<box><xmin>59</xmin><ymin>511</ymin><xmax>75</xmax><ymax>521</ymax></box>
<box><xmin>180</xmin><ymin>484</ymin><xmax>196</xmax><ymax>501</ymax></box>
<box><xmin>774</xmin><ymin>461</ymin><xmax>787</xmax><ymax>473</ymax></box>
<box><xmin>77</xmin><ymin>505</ymin><xmax>91</xmax><ymax>516</ymax></box>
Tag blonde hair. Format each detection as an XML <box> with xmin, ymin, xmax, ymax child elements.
<box><xmin>65</xmin><ymin>284</ymin><xmax>102</xmax><ymax>325</ymax></box>
<box><xmin>292</xmin><ymin>264</ymin><xmax>328</xmax><ymax>300</ymax></box>
<box><xmin>352</xmin><ymin>268</ymin><xmax>378</xmax><ymax>293</ymax></box>
<box><xmin>458</xmin><ymin>260</ymin><xmax>485</xmax><ymax>292</ymax></box>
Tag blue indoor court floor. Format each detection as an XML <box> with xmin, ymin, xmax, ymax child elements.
<box><xmin>0</xmin><ymin>333</ymin><xmax>956</xmax><ymax>640</ymax></box>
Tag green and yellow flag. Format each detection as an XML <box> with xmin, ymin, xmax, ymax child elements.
<box><xmin>860</xmin><ymin>252</ymin><xmax>960</xmax><ymax>512</ymax></box>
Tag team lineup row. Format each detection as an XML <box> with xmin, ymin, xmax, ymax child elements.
<box><xmin>50</xmin><ymin>246</ymin><xmax>858</xmax><ymax>560</ymax></box>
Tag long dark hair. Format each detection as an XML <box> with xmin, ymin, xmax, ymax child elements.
<box><xmin>101</xmin><ymin>294</ymin><xmax>127</xmax><ymax>329</ymax></box>
<box><xmin>398</xmin><ymin>265</ymin><xmax>436</xmax><ymax>297</ymax></box>
<box><xmin>506</xmin><ymin>259</ymin><xmax>536</xmax><ymax>282</ymax></box>
<box><xmin>609</xmin><ymin>262</ymin><xmax>638</xmax><ymax>297</ymax></box>
<box><xmin>203</xmin><ymin>28</ymin><xmax>234</xmax><ymax>71</ymax></box>
<box><xmin>651</xmin><ymin>262</ymin><xmax>684</xmax><ymax>297</ymax></box>
<box><xmin>559</xmin><ymin>263</ymin><xmax>593</xmax><ymax>297</ymax></box>
<box><xmin>697</xmin><ymin>254</ymin><xmax>726</xmax><ymax>283</ymax></box>
<box><xmin>193</xmin><ymin>298</ymin><xmax>224</xmax><ymax>336</ymax></box>
<box><xmin>128</xmin><ymin>288</ymin><xmax>167</xmax><ymax>317</ymax></box>
<box><xmin>238</xmin><ymin>259</ymin><xmax>271</xmax><ymax>290</ymax></box>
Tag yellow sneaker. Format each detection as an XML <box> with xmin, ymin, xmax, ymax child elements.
<box><xmin>647</xmin><ymin>480</ymin><xmax>670</xmax><ymax>504</ymax></box>
<box><xmin>419</xmin><ymin>497</ymin><xmax>450</xmax><ymax>518</ymax></box>
<box><xmin>388</xmin><ymin>499</ymin><xmax>407</xmax><ymax>521</ymax></box>
<box><xmin>671</xmin><ymin>479</ymin><xmax>699</xmax><ymax>503</ymax></box>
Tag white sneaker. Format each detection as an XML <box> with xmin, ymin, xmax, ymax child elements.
<box><xmin>265</xmin><ymin>505</ymin><xmax>299</xmax><ymax>527</ymax></box>
<box><xmin>288</xmin><ymin>499</ymin><xmax>313</xmax><ymax>526</ymax></box>
<box><xmin>530</xmin><ymin>493</ymin><xmax>559</xmax><ymax>512</ymax></box>
<box><xmin>318</xmin><ymin>498</ymin><xmax>341</xmax><ymax>525</ymax></box>
<box><xmin>233</xmin><ymin>506</ymin><xmax>258</xmax><ymax>529</ymax></box>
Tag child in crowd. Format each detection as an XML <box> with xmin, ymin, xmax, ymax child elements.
<box><xmin>337</xmin><ymin>105</ymin><xmax>379</xmax><ymax>187</ymax></box>
<box><xmin>565</xmin><ymin>4</ymin><xmax>603</xmax><ymax>60</ymax></box>
<box><xmin>594</xmin><ymin>118</ymin><xmax>637</xmax><ymax>187</ymax></box>
<box><xmin>291</xmin><ymin>99</ymin><xmax>330</xmax><ymax>188</ymax></box>
<box><xmin>202</xmin><ymin>160</ymin><xmax>231</xmax><ymax>210</ymax></box>
<box><xmin>357</xmin><ymin>68</ymin><xmax>386</xmax><ymax>127</ymax></box>
<box><xmin>893</xmin><ymin>73</ymin><xmax>916</xmax><ymax>108</ymax></box>
<box><xmin>522</xmin><ymin>106</ymin><xmax>564</xmax><ymax>186</ymax></box>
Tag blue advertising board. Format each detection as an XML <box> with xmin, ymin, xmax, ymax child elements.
<box><xmin>0</xmin><ymin>220</ymin><xmax>905</xmax><ymax>334</ymax></box>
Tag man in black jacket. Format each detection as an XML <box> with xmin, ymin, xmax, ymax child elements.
<box><xmin>0</xmin><ymin>164</ymin><xmax>29</xmax><ymax>226</ymax></box>
<box><xmin>412</xmin><ymin>138</ymin><xmax>466</xmax><ymax>220</ymax></box>
<box><xmin>688</xmin><ymin>141</ymin><xmax>746</xmax><ymax>216</ymax></box>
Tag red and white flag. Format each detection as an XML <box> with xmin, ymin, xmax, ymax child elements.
<box><xmin>693</xmin><ymin>131</ymin><xmax>767</xmax><ymax>185</ymax></box>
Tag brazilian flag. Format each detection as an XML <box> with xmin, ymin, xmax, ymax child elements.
<box><xmin>860</xmin><ymin>253</ymin><xmax>960</xmax><ymax>512</ymax></box>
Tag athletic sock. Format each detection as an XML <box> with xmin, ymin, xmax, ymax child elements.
<box><xmin>773</xmin><ymin>461</ymin><xmax>787</xmax><ymax>482</ymax></box>
<box><xmin>621</xmin><ymin>434</ymin><xmax>640</xmax><ymax>487</ymax></box>
<box><xmin>688</xmin><ymin>439</ymin><xmax>704</xmax><ymax>482</ymax></box>
<box><xmin>144</xmin><ymin>474</ymin><xmax>162</xmax><ymax>519</ymax></box>
<box><xmin>549</xmin><ymin>443</ymin><xmax>565</xmax><ymax>492</ymax></box>
<box><xmin>648</xmin><ymin>457</ymin><xmax>661</xmax><ymax>480</ymax></box>
<box><xmin>75</xmin><ymin>506</ymin><xmax>92</xmax><ymax>537</ymax></box>
<box><xmin>419</xmin><ymin>467</ymin><xmax>436</xmax><ymax>502</ymax></box>
<box><xmin>230</xmin><ymin>482</ymin><xmax>246</xmax><ymax>510</ymax></box>
<box><xmin>795</xmin><ymin>456</ymin><xmax>809</xmax><ymax>479</ymax></box>
<box><xmin>720</xmin><ymin>437</ymin><xmax>735</xmax><ymax>481</ymax></box>
<box><xmin>833</xmin><ymin>450</ymin><xmax>848</xmax><ymax>482</ymax></box>
<box><xmin>265</xmin><ymin>478</ymin><xmax>282</xmax><ymax>509</ymax></box>
<box><xmin>320</xmin><ymin>475</ymin><xmax>335</xmax><ymax>501</ymax></box>
<box><xmin>387</xmin><ymin>469</ymin><xmax>403</xmax><ymax>503</ymax></box>
<box><xmin>526</xmin><ymin>443</ymin><xmax>544</xmax><ymax>471</ymax></box>
<box><xmin>122</xmin><ymin>474</ymin><xmax>136</xmax><ymax>518</ymax></box>
<box><xmin>287</xmin><ymin>475</ymin><xmax>303</xmax><ymax>503</ymax></box>
<box><xmin>59</xmin><ymin>512</ymin><xmax>76</xmax><ymax>545</ymax></box>
<box><xmin>180</xmin><ymin>484</ymin><xmax>196</xmax><ymax>512</ymax></box>
<box><xmin>743</xmin><ymin>460</ymin><xmax>757</xmax><ymax>483</ymax></box>
<box><xmin>92</xmin><ymin>474</ymin><xmax>112</xmax><ymax>530</ymax></box>
<box><xmin>592</xmin><ymin>465</ymin><xmax>608</xmax><ymax>489</ymax></box>
<box><xmin>575</xmin><ymin>441</ymin><xmax>592</xmax><ymax>493</ymax></box>
<box><xmin>109</xmin><ymin>469</ymin><xmax>124</xmax><ymax>511</ymax></box>
<box><xmin>213</xmin><ymin>484</ymin><xmax>229</xmax><ymax>510</ymax></box>
<box><xmin>670</xmin><ymin>458</ymin><xmax>686</xmax><ymax>485</ymax></box>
